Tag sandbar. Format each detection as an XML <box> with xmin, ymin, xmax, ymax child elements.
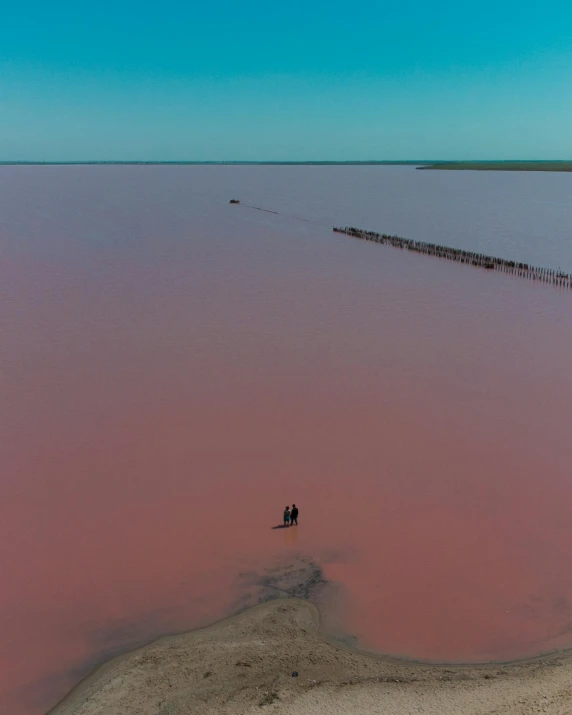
<box><xmin>48</xmin><ymin>598</ymin><xmax>572</xmax><ymax>714</ymax></box>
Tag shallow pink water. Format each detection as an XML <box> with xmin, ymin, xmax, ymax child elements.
<box><xmin>1</xmin><ymin>166</ymin><xmax>572</xmax><ymax>714</ymax></box>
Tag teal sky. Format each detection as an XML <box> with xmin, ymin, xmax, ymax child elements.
<box><xmin>1</xmin><ymin>1</ymin><xmax>572</xmax><ymax>160</ymax></box>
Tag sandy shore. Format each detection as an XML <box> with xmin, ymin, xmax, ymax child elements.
<box><xmin>48</xmin><ymin>598</ymin><xmax>572</xmax><ymax>715</ymax></box>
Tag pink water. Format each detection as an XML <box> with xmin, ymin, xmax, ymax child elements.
<box><xmin>1</xmin><ymin>166</ymin><xmax>572</xmax><ymax>714</ymax></box>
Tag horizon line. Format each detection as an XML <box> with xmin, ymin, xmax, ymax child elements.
<box><xmin>1</xmin><ymin>159</ymin><xmax>571</xmax><ymax>166</ymax></box>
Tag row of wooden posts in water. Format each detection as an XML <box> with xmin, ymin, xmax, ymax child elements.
<box><xmin>333</xmin><ymin>227</ymin><xmax>572</xmax><ymax>290</ymax></box>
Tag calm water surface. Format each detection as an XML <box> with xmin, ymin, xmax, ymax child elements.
<box><xmin>1</xmin><ymin>166</ymin><xmax>572</xmax><ymax>714</ymax></box>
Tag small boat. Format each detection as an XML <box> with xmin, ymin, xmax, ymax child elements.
<box><xmin>229</xmin><ymin>199</ymin><xmax>240</xmax><ymax>204</ymax></box>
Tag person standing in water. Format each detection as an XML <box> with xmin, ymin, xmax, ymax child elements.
<box><xmin>290</xmin><ymin>504</ymin><xmax>299</xmax><ymax>526</ymax></box>
<box><xmin>283</xmin><ymin>506</ymin><xmax>291</xmax><ymax>527</ymax></box>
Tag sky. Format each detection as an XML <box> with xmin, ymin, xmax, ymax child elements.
<box><xmin>1</xmin><ymin>0</ymin><xmax>572</xmax><ymax>160</ymax></box>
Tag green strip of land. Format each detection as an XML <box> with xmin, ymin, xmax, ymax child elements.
<box><xmin>418</xmin><ymin>161</ymin><xmax>572</xmax><ymax>172</ymax></box>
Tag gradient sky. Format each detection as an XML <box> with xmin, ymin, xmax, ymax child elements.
<box><xmin>1</xmin><ymin>0</ymin><xmax>572</xmax><ymax>160</ymax></box>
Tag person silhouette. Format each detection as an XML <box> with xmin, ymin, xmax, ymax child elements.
<box><xmin>290</xmin><ymin>504</ymin><xmax>299</xmax><ymax>526</ymax></box>
<box><xmin>283</xmin><ymin>506</ymin><xmax>291</xmax><ymax>528</ymax></box>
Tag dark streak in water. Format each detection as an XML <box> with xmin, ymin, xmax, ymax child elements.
<box><xmin>239</xmin><ymin>203</ymin><xmax>280</xmax><ymax>215</ymax></box>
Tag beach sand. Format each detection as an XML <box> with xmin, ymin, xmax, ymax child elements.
<box><xmin>49</xmin><ymin>598</ymin><xmax>572</xmax><ymax>715</ymax></box>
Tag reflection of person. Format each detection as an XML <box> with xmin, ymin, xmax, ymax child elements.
<box><xmin>283</xmin><ymin>506</ymin><xmax>291</xmax><ymax>527</ymax></box>
<box><xmin>285</xmin><ymin>521</ymin><xmax>298</xmax><ymax>545</ymax></box>
<box><xmin>291</xmin><ymin>504</ymin><xmax>299</xmax><ymax>525</ymax></box>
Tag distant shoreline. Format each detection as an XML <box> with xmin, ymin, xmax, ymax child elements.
<box><xmin>418</xmin><ymin>161</ymin><xmax>572</xmax><ymax>172</ymax></box>
<box><xmin>1</xmin><ymin>160</ymin><xmax>571</xmax><ymax>169</ymax></box>
<box><xmin>0</xmin><ymin>160</ymin><xmax>430</xmax><ymax>166</ymax></box>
